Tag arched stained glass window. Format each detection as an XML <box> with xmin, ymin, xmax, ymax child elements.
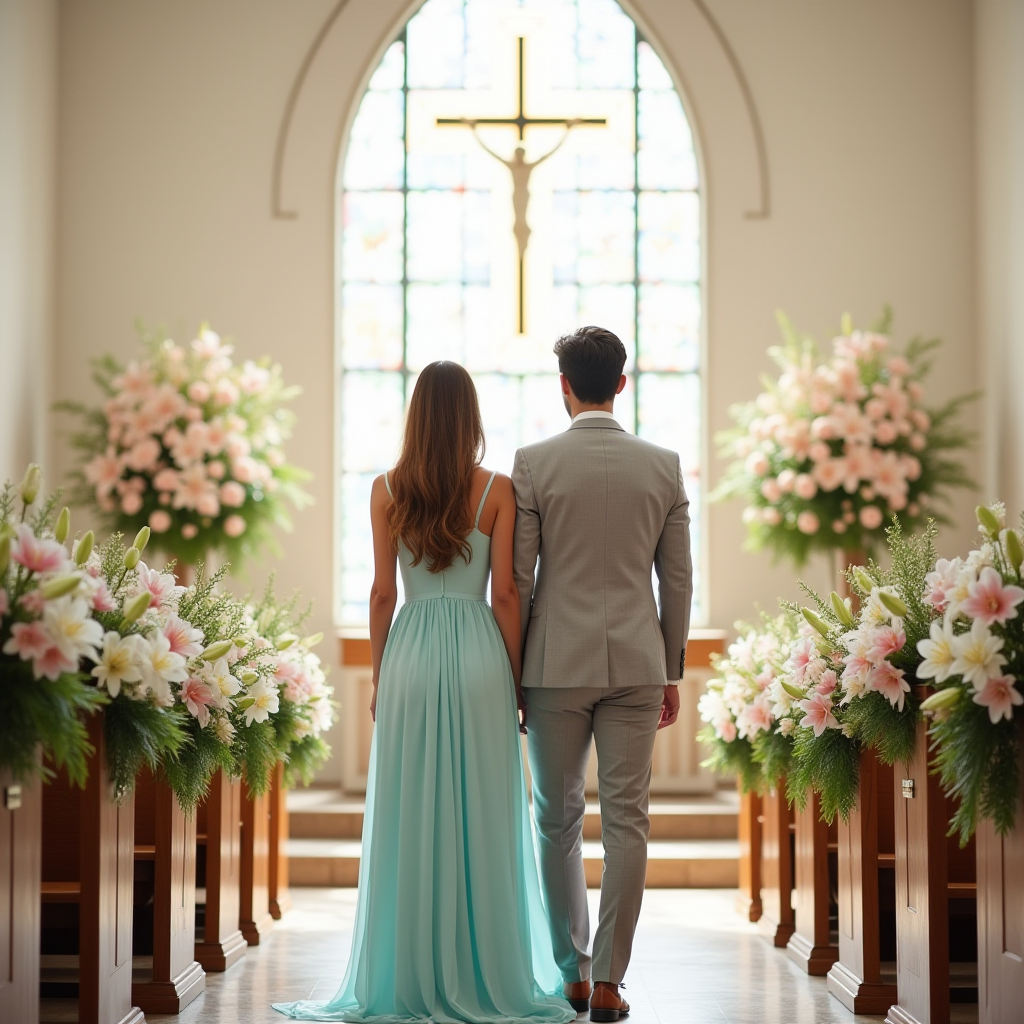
<box><xmin>338</xmin><ymin>0</ymin><xmax>703</xmax><ymax>624</ymax></box>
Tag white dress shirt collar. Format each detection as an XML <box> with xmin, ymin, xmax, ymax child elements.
<box><xmin>571</xmin><ymin>410</ymin><xmax>618</xmax><ymax>423</ymax></box>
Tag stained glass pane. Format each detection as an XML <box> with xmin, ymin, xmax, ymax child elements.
<box><xmin>343</xmin><ymin>192</ymin><xmax>404</xmax><ymax>283</ymax></box>
<box><xmin>369</xmin><ymin>40</ymin><xmax>405</xmax><ymax>91</ymax></box>
<box><xmin>407</xmin><ymin>0</ymin><xmax>464</xmax><ymax>88</ymax></box>
<box><xmin>475</xmin><ymin>374</ymin><xmax>522</xmax><ymax>474</ymax></box>
<box><xmin>343</xmin><ymin>90</ymin><xmax>405</xmax><ymax>191</ymax></box>
<box><xmin>637</xmin><ymin>373</ymin><xmax>700</xmax><ymax>476</ymax></box>
<box><xmin>638</xmin><ymin>284</ymin><xmax>700</xmax><ymax>371</ymax></box>
<box><xmin>578</xmin><ymin>0</ymin><xmax>635</xmax><ymax>89</ymax></box>
<box><xmin>522</xmin><ymin>374</ymin><xmax>575</xmax><ymax>445</ymax></box>
<box><xmin>342</xmin><ymin>372</ymin><xmax>405</xmax><ymax>473</ymax></box>
<box><xmin>578</xmin><ymin>284</ymin><xmax>635</xmax><ymax>364</ymax></box>
<box><xmin>408</xmin><ymin>192</ymin><xmax>464</xmax><ymax>282</ymax></box>
<box><xmin>637</xmin><ymin>40</ymin><xmax>672</xmax><ymax>90</ymax></box>
<box><xmin>407</xmin><ymin>284</ymin><xmax>464</xmax><ymax>369</ymax></box>
<box><xmin>341</xmin><ymin>284</ymin><xmax>404</xmax><ymax>369</ymax></box>
<box><xmin>578</xmin><ymin>192</ymin><xmax>635</xmax><ymax>284</ymax></box>
<box><xmin>638</xmin><ymin>192</ymin><xmax>700</xmax><ymax>283</ymax></box>
<box><xmin>638</xmin><ymin>91</ymin><xmax>698</xmax><ymax>192</ymax></box>
<box><xmin>340</xmin><ymin>472</ymin><xmax>375</xmax><ymax>623</ymax></box>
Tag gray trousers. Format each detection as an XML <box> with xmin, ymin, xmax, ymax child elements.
<box><xmin>524</xmin><ymin>685</ymin><xmax>663</xmax><ymax>985</ymax></box>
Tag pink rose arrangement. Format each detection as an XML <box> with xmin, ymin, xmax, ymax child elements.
<box><xmin>713</xmin><ymin>310</ymin><xmax>974</xmax><ymax>565</ymax></box>
<box><xmin>61</xmin><ymin>324</ymin><xmax>311</xmax><ymax>567</ymax></box>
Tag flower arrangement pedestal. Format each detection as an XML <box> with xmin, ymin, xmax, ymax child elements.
<box><xmin>268</xmin><ymin>763</ymin><xmax>292</xmax><ymax>920</ymax></box>
<box><xmin>827</xmin><ymin>750</ymin><xmax>898</xmax><ymax>1014</ymax></box>
<box><xmin>130</xmin><ymin>769</ymin><xmax>205</xmax><ymax>1014</ymax></box>
<box><xmin>758</xmin><ymin>783</ymin><xmax>795</xmax><ymax>947</ymax></box>
<box><xmin>239</xmin><ymin>780</ymin><xmax>274</xmax><ymax>945</ymax></box>
<box><xmin>736</xmin><ymin>787</ymin><xmax>762</xmax><ymax>922</ymax></box>
<box><xmin>194</xmin><ymin>771</ymin><xmax>247</xmax><ymax>972</ymax></box>
<box><xmin>885</xmin><ymin>713</ymin><xmax>977</xmax><ymax>1024</ymax></box>
<box><xmin>976</xmin><ymin>720</ymin><xmax>1024</xmax><ymax>1024</ymax></box>
<box><xmin>40</xmin><ymin>714</ymin><xmax>146</xmax><ymax>1024</ymax></box>
<box><xmin>786</xmin><ymin>791</ymin><xmax>838</xmax><ymax>974</ymax></box>
<box><xmin>0</xmin><ymin>768</ymin><xmax>41</xmax><ymax>1024</ymax></box>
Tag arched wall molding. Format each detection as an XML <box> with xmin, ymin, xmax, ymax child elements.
<box><xmin>271</xmin><ymin>0</ymin><xmax>770</xmax><ymax>223</ymax></box>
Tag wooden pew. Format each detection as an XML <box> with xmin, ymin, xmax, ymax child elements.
<box><xmin>759</xmin><ymin>782</ymin><xmax>795</xmax><ymax>947</ymax></box>
<box><xmin>735</xmin><ymin>787</ymin><xmax>762</xmax><ymax>922</ymax></box>
<box><xmin>975</xmin><ymin>720</ymin><xmax>1024</xmax><ymax>1024</ymax></box>
<box><xmin>827</xmin><ymin>749</ymin><xmax>898</xmax><ymax>1014</ymax></box>
<box><xmin>787</xmin><ymin>790</ymin><xmax>838</xmax><ymax>974</ymax></box>
<box><xmin>268</xmin><ymin>762</ymin><xmax>292</xmax><ymax>919</ymax></box>
<box><xmin>886</xmin><ymin>713</ymin><xmax>977</xmax><ymax>1024</ymax></box>
<box><xmin>131</xmin><ymin>768</ymin><xmax>205</xmax><ymax>1013</ymax></box>
<box><xmin>40</xmin><ymin>714</ymin><xmax>145</xmax><ymax>1024</ymax></box>
<box><xmin>239</xmin><ymin>780</ymin><xmax>274</xmax><ymax>945</ymax></box>
<box><xmin>194</xmin><ymin>770</ymin><xmax>247</xmax><ymax>972</ymax></box>
<box><xmin>0</xmin><ymin>769</ymin><xmax>42</xmax><ymax>1024</ymax></box>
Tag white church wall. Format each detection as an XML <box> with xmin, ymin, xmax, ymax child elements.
<box><xmin>976</xmin><ymin>0</ymin><xmax>1024</xmax><ymax>514</ymax></box>
<box><xmin>0</xmin><ymin>0</ymin><xmax>57</xmax><ymax>484</ymax></box>
<box><xmin>51</xmin><ymin>0</ymin><xmax>979</xmax><ymax>786</ymax></box>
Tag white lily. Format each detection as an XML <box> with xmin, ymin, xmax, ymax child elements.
<box><xmin>949</xmin><ymin>618</ymin><xmax>1007</xmax><ymax>688</ymax></box>
<box><xmin>916</xmin><ymin>615</ymin><xmax>959</xmax><ymax>684</ymax></box>
<box><xmin>243</xmin><ymin>677</ymin><xmax>280</xmax><ymax>726</ymax></box>
<box><xmin>43</xmin><ymin>596</ymin><xmax>104</xmax><ymax>664</ymax></box>
<box><xmin>90</xmin><ymin>631</ymin><xmax>144</xmax><ymax>698</ymax></box>
<box><xmin>138</xmin><ymin>631</ymin><xmax>188</xmax><ymax>706</ymax></box>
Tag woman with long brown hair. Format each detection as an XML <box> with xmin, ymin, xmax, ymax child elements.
<box><xmin>275</xmin><ymin>362</ymin><xmax>574</xmax><ymax>1024</ymax></box>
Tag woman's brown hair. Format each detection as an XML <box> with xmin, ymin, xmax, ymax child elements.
<box><xmin>387</xmin><ymin>361</ymin><xmax>485</xmax><ymax>573</ymax></box>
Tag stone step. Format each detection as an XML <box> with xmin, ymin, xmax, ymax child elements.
<box><xmin>287</xmin><ymin>789</ymin><xmax>738</xmax><ymax>842</ymax></box>
<box><xmin>286</xmin><ymin>837</ymin><xmax>738</xmax><ymax>889</ymax></box>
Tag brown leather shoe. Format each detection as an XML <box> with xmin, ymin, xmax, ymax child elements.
<box><xmin>563</xmin><ymin>979</ymin><xmax>591</xmax><ymax>1014</ymax></box>
<box><xmin>589</xmin><ymin>982</ymin><xmax>629</xmax><ymax>1022</ymax></box>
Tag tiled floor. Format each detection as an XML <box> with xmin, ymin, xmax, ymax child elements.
<box><xmin>143</xmin><ymin>888</ymin><xmax>904</xmax><ymax>1024</ymax></box>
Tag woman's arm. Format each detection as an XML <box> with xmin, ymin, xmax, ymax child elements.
<box><xmin>368</xmin><ymin>474</ymin><xmax>399</xmax><ymax>720</ymax></box>
<box><xmin>487</xmin><ymin>475</ymin><xmax>524</xmax><ymax>713</ymax></box>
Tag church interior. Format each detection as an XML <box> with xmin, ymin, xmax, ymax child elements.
<box><xmin>1</xmin><ymin>1</ymin><xmax>1023</xmax><ymax>1022</ymax></box>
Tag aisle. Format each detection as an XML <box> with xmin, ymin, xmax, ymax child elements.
<box><xmin>144</xmin><ymin>888</ymin><xmax>903</xmax><ymax>1024</ymax></box>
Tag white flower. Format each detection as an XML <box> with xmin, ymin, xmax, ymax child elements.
<box><xmin>43</xmin><ymin>596</ymin><xmax>104</xmax><ymax>664</ymax></box>
<box><xmin>202</xmin><ymin>657</ymin><xmax>241</xmax><ymax>710</ymax></box>
<box><xmin>916</xmin><ymin>616</ymin><xmax>959</xmax><ymax>684</ymax></box>
<box><xmin>214</xmin><ymin>715</ymin><xmax>235</xmax><ymax>744</ymax></box>
<box><xmin>949</xmin><ymin>618</ymin><xmax>1007</xmax><ymax>688</ymax></box>
<box><xmin>244</xmin><ymin>677</ymin><xmax>280</xmax><ymax>726</ymax></box>
<box><xmin>138</xmin><ymin>632</ymin><xmax>188</xmax><ymax>706</ymax></box>
<box><xmin>90</xmin><ymin>631</ymin><xmax>145</xmax><ymax>698</ymax></box>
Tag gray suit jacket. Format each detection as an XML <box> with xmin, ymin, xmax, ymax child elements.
<box><xmin>512</xmin><ymin>417</ymin><xmax>693</xmax><ymax>689</ymax></box>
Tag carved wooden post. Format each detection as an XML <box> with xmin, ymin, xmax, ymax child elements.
<box><xmin>268</xmin><ymin>762</ymin><xmax>292</xmax><ymax>919</ymax></box>
<box><xmin>194</xmin><ymin>770</ymin><xmax>246</xmax><ymax>972</ymax></box>
<box><xmin>827</xmin><ymin>750</ymin><xmax>897</xmax><ymax>1013</ymax></box>
<box><xmin>131</xmin><ymin>769</ymin><xmax>204</xmax><ymax>1013</ymax></box>
<box><xmin>0</xmin><ymin>769</ymin><xmax>41</xmax><ymax>1024</ymax></box>
<box><xmin>787</xmin><ymin>790</ymin><xmax>838</xmax><ymax>974</ymax></box>
<box><xmin>736</xmin><ymin>786</ymin><xmax>762</xmax><ymax>922</ymax></box>
<box><xmin>759</xmin><ymin>782</ymin><xmax>795</xmax><ymax>947</ymax></box>
<box><xmin>239</xmin><ymin>779</ymin><xmax>274</xmax><ymax>945</ymax></box>
<box><xmin>976</xmin><ymin>720</ymin><xmax>1024</xmax><ymax>1023</ymax></box>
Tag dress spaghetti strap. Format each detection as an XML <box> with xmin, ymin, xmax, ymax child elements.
<box><xmin>474</xmin><ymin>471</ymin><xmax>498</xmax><ymax>529</ymax></box>
<box><xmin>384</xmin><ymin>472</ymin><xmax>393</xmax><ymax>498</ymax></box>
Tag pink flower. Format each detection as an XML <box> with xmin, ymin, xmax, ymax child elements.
<box><xmin>122</xmin><ymin>492</ymin><xmax>143</xmax><ymax>516</ymax></box>
<box><xmin>173</xmin><ymin>463</ymin><xmax>217</xmax><ymax>512</ymax></box>
<box><xmin>135</xmin><ymin>564</ymin><xmax>184</xmax><ymax>607</ymax></box>
<box><xmin>153</xmin><ymin>468</ymin><xmax>180</xmax><ymax>492</ymax></box>
<box><xmin>10</xmin><ymin>524</ymin><xmax>67</xmax><ymax>575</ymax></box>
<box><xmin>960</xmin><ymin>566</ymin><xmax>1024</xmax><ymax>627</ymax></box>
<box><xmin>188</xmin><ymin>381</ymin><xmax>211</xmax><ymax>403</ymax></box>
<box><xmin>924</xmin><ymin>558</ymin><xmax>959</xmax><ymax>613</ymax></box>
<box><xmin>874</xmin><ymin>420</ymin><xmax>898</xmax><ymax>445</ymax></box>
<box><xmin>171</xmin><ymin>422</ymin><xmax>211</xmax><ymax>467</ymax></box>
<box><xmin>84</xmin><ymin>448</ymin><xmax>123</xmax><ymax>497</ymax></box>
<box><xmin>91</xmin><ymin>580</ymin><xmax>117</xmax><ymax>613</ymax></box>
<box><xmin>19</xmin><ymin>590</ymin><xmax>47</xmax><ymax>614</ymax></box>
<box><xmin>865</xmin><ymin>625</ymin><xmax>906</xmax><ymax>664</ymax></box>
<box><xmin>798</xmin><ymin>692</ymin><xmax>839</xmax><ymax>737</ymax></box>
<box><xmin>972</xmin><ymin>674</ymin><xmax>1023</xmax><ymax>723</ymax></box>
<box><xmin>239</xmin><ymin>362</ymin><xmax>271</xmax><ymax>394</ymax></box>
<box><xmin>213</xmin><ymin>379</ymin><xmax>240</xmax><ymax>407</ymax></box>
<box><xmin>797</xmin><ymin>511</ymin><xmax>820</xmax><ymax>535</ymax></box>
<box><xmin>149</xmin><ymin>509</ymin><xmax>172</xmax><ymax>533</ymax></box>
<box><xmin>231</xmin><ymin>457</ymin><xmax>259</xmax><ymax>485</ymax></box>
<box><xmin>860</xmin><ymin>506</ymin><xmax>884</xmax><ymax>530</ymax></box>
<box><xmin>816</xmin><ymin>669</ymin><xmax>838</xmax><ymax>695</ymax></box>
<box><xmin>180</xmin><ymin>677</ymin><xmax>215</xmax><ymax>728</ymax></box>
<box><xmin>3</xmin><ymin>620</ymin><xmax>53</xmax><ymax>661</ymax></box>
<box><xmin>208</xmin><ymin>460</ymin><xmax>226</xmax><ymax>480</ymax></box>
<box><xmin>223</xmin><ymin>515</ymin><xmax>247</xmax><ymax>538</ymax></box>
<box><xmin>181</xmin><ymin>523</ymin><xmax>199</xmax><ymax>540</ymax></box>
<box><xmin>813</xmin><ymin>458</ymin><xmax>847</xmax><ymax>492</ymax></box>
<box><xmin>196</xmin><ymin>493</ymin><xmax>221</xmax><ymax>517</ymax></box>
<box><xmin>124</xmin><ymin>438</ymin><xmax>162</xmax><ymax>473</ymax></box>
<box><xmin>220</xmin><ymin>481</ymin><xmax>246</xmax><ymax>507</ymax></box>
<box><xmin>163</xmin><ymin>612</ymin><xmax>204</xmax><ymax>658</ymax></box>
<box><xmin>867</xmin><ymin>662</ymin><xmax>910</xmax><ymax>711</ymax></box>
<box><xmin>794</xmin><ymin>474</ymin><xmax>817</xmax><ymax>500</ymax></box>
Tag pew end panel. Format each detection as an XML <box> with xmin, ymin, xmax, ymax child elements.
<box><xmin>758</xmin><ymin>783</ymin><xmax>795</xmax><ymax>947</ymax></box>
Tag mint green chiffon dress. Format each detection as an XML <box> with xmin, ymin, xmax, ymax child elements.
<box><xmin>273</xmin><ymin>473</ymin><xmax>575</xmax><ymax>1024</ymax></box>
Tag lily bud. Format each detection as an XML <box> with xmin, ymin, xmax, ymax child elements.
<box><xmin>814</xmin><ymin>637</ymin><xmax>833</xmax><ymax>657</ymax></box>
<box><xmin>276</xmin><ymin>634</ymin><xmax>297</xmax><ymax>651</ymax></box>
<box><xmin>236</xmin><ymin>697</ymin><xmax>255</xmax><ymax>711</ymax></box>
<box><xmin>201</xmin><ymin>639</ymin><xmax>234</xmax><ymax>662</ymax></box>
<box><xmin>830</xmin><ymin>591</ymin><xmax>855</xmax><ymax>628</ymax></box>
<box><xmin>18</xmin><ymin>464</ymin><xmax>42</xmax><ymax>506</ymax></box>
<box><xmin>55</xmin><ymin>507</ymin><xmax>71</xmax><ymax>544</ymax></box>
<box><xmin>853</xmin><ymin>567</ymin><xmax>876</xmax><ymax>593</ymax></box>
<box><xmin>1004</xmin><ymin>529</ymin><xmax>1024</xmax><ymax>574</ymax></box>
<box><xmin>123</xmin><ymin>547</ymin><xmax>140</xmax><ymax>570</ymax></box>
<box><xmin>233</xmin><ymin>635</ymin><xmax>249</xmax><ymax>647</ymax></box>
<box><xmin>301</xmin><ymin>631</ymin><xmax>324</xmax><ymax>649</ymax></box>
<box><xmin>976</xmin><ymin>504</ymin><xmax>1001</xmax><ymax>538</ymax></box>
<box><xmin>120</xmin><ymin>591</ymin><xmax>151</xmax><ymax>628</ymax></box>
<box><xmin>801</xmin><ymin>607</ymin><xmax>830</xmax><ymax>637</ymax></box>
<box><xmin>780</xmin><ymin>679</ymin><xmax>805</xmax><ymax>700</ymax></box>
<box><xmin>239</xmin><ymin>669</ymin><xmax>259</xmax><ymax>684</ymax></box>
<box><xmin>133</xmin><ymin>526</ymin><xmax>151</xmax><ymax>552</ymax></box>
<box><xmin>75</xmin><ymin>530</ymin><xmax>95</xmax><ymax>566</ymax></box>
<box><xmin>41</xmin><ymin>574</ymin><xmax>82</xmax><ymax>600</ymax></box>
<box><xmin>0</xmin><ymin>533</ymin><xmax>10</xmax><ymax>575</ymax></box>
<box><xmin>919</xmin><ymin>687</ymin><xmax>963</xmax><ymax>713</ymax></box>
<box><xmin>878</xmin><ymin>591</ymin><xmax>908</xmax><ymax>618</ymax></box>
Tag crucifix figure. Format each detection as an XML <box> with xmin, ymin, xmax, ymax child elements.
<box><xmin>438</xmin><ymin>37</ymin><xmax>607</xmax><ymax>334</ymax></box>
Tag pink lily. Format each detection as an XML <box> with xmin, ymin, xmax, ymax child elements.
<box><xmin>960</xmin><ymin>567</ymin><xmax>1024</xmax><ymax>627</ymax></box>
<box><xmin>797</xmin><ymin>691</ymin><xmax>839</xmax><ymax>737</ymax></box>
<box><xmin>867</xmin><ymin>662</ymin><xmax>911</xmax><ymax>711</ymax></box>
<box><xmin>972</xmin><ymin>674</ymin><xmax>1023</xmax><ymax>723</ymax></box>
<box><xmin>10</xmin><ymin>524</ymin><xmax>66</xmax><ymax>575</ymax></box>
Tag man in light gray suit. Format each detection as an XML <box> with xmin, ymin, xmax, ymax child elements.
<box><xmin>512</xmin><ymin>326</ymin><xmax>692</xmax><ymax>1023</ymax></box>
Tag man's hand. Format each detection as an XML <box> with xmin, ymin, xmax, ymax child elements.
<box><xmin>659</xmin><ymin>684</ymin><xmax>680</xmax><ymax>730</ymax></box>
<box><xmin>516</xmin><ymin>686</ymin><xmax>528</xmax><ymax>735</ymax></box>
